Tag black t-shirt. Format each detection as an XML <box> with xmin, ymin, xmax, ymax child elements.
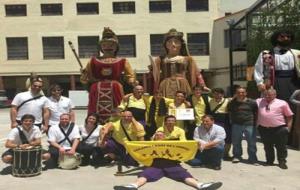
<box><xmin>228</xmin><ymin>98</ymin><xmax>258</xmax><ymax>125</ymax></box>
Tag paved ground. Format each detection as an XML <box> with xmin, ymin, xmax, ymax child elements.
<box><xmin>0</xmin><ymin>108</ymin><xmax>300</xmax><ymax>190</ymax></box>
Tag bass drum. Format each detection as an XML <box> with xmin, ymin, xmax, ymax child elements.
<box><xmin>58</xmin><ymin>153</ymin><xmax>81</xmax><ymax>170</ymax></box>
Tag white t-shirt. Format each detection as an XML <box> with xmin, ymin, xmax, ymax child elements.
<box><xmin>7</xmin><ymin>125</ymin><xmax>42</xmax><ymax>146</ymax></box>
<box><xmin>11</xmin><ymin>91</ymin><xmax>50</xmax><ymax>124</ymax></box>
<box><xmin>79</xmin><ymin>125</ymin><xmax>102</xmax><ymax>147</ymax></box>
<box><xmin>48</xmin><ymin>96</ymin><xmax>75</xmax><ymax>125</ymax></box>
<box><xmin>48</xmin><ymin>123</ymin><xmax>80</xmax><ymax>149</ymax></box>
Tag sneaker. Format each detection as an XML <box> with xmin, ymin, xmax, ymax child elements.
<box><xmin>232</xmin><ymin>157</ymin><xmax>240</xmax><ymax>163</ymax></box>
<box><xmin>278</xmin><ymin>162</ymin><xmax>288</xmax><ymax>169</ymax></box>
<box><xmin>113</xmin><ymin>185</ymin><xmax>137</xmax><ymax>190</ymax></box>
<box><xmin>198</xmin><ymin>182</ymin><xmax>223</xmax><ymax>190</ymax></box>
<box><xmin>212</xmin><ymin>166</ymin><xmax>221</xmax><ymax>170</ymax></box>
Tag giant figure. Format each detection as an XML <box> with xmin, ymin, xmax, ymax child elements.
<box><xmin>151</xmin><ymin>28</ymin><xmax>207</xmax><ymax>99</ymax></box>
<box><xmin>81</xmin><ymin>28</ymin><xmax>136</xmax><ymax>124</ymax></box>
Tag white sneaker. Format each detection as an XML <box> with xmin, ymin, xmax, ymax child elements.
<box><xmin>113</xmin><ymin>185</ymin><xmax>137</xmax><ymax>190</ymax></box>
<box><xmin>232</xmin><ymin>157</ymin><xmax>240</xmax><ymax>163</ymax></box>
<box><xmin>198</xmin><ymin>182</ymin><xmax>223</xmax><ymax>190</ymax></box>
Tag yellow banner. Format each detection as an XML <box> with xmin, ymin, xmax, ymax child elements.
<box><xmin>125</xmin><ymin>141</ymin><xmax>198</xmax><ymax>166</ymax></box>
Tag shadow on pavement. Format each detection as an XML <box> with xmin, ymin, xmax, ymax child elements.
<box><xmin>0</xmin><ymin>165</ymin><xmax>12</xmax><ymax>175</ymax></box>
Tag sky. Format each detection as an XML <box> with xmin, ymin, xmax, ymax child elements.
<box><xmin>219</xmin><ymin>0</ymin><xmax>259</xmax><ymax>13</ymax></box>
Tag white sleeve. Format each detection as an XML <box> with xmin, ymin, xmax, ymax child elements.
<box><xmin>72</xmin><ymin>125</ymin><xmax>81</xmax><ymax>139</ymax></box>
<box><xmin>33</xmin><ymin>128</ymin><xmax>42</xmax><ymax>139</ymax></box>
<box><xmin>7</xmin><ymin>129</ymin><xmax>18</xmax><ymax>141</ymax></box>
<box><xmin>43</xmin><ymin>97</ymin><xmax>50</xmax><ymax>108</ymax></box>
<box><xmin>47</xmin><ymin>127</ymin><xmax>57</xmax><ymax>143</ymax></box>
<box><xmin>254</xmin><ymin>52</ymin><xmax>264</xmax><ymax>85</ymax></box>
<box><xmin>11</xmin><ymin>94</ymin><xmax>21</xmax><ymax>106</ymax></box>
<box><xmin>69</xmin><ymin>99</ymin><xmax>75</xmax><ymax>109</ymax></box>
<box><xmin>193</xmin><ymin>127</ymin><xmax>207</xmax><ymax>144</ymax></box>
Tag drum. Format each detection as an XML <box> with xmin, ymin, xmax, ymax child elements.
<box><xmin>12</xmin><ymin>146</ymin><xmax>42</xmax><ymax>177</ymax></box>
<box><xmin>58</xmin><ymin>153</ymin><xmax>81</xmax><ymax>170</ymax></box>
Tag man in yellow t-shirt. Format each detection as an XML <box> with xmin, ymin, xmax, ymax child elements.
<box><xmin>99</xmin><ymin>111</ymin><xmax>145</xmax><ymax>166</ymax></box>
<box><xmin>156</xmin><ymin>115</ymin><xmax>186</xmax><ymax>141</ymax></box>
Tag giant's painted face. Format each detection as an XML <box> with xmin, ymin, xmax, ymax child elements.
<box><xmin>100</xmin><ymin>41</ymin><xmax>118</xmax><ymax>54</ymax></box>
<box><xmin>165</xmin><ymin>38</ymin><xmax>182</xmax><ymax>55</ymax></box>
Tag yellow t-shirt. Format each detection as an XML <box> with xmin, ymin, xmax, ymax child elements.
<box><xmin>192</xmin><ymin>96</ymin><xmax>209</xmax><ymax>125</ymax></box>
<box><xmin>168</xmin><ymin>102</ymin><xmax>187</xmax><ymax>130</ymax></box>
<box><xmin>118</xmin><ymin>95</ymin><xmax>146</xmax><ymax>111</ymax></box>
<box><xmin>111</xmin><ymin>120</ymin><xmax>145</xmax><ymax>145</ymax></box>
<box><xmin>156</xmin><ymin>126</ymin><xmax>186</xmax><ymax>141</ymax></box>
<box><xmin>209</xmin><ymin>98</ymin><xmax>230</xmax><ymax>114</ymax></box>
<box><xmin>143</xmin><ymin>96</ymin><xmax>173</xmax><ymax>127</ymax></box>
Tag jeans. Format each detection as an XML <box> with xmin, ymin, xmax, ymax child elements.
<box><xmin>189</xmin><ymin>145</ymin><xmax>224</xmax><ymax>166</ymax></box>
<box><xmin>231</xmin><ymin>124</ymin><xmax>257</xmax><ymax>161</ymax></box>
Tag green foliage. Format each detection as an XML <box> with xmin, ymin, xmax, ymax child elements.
<box><xmin>246</xmin><ymin>0</ymin><xmax>300</xmax><ymax>66</ymax></box>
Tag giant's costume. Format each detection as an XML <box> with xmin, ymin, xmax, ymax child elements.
<box><xmin>81</xmin><ymin>28</ymin><xmax>135</xmax><ymax>124</ymax></box>
<box><xmin>152</xmin><ymin>29</ymin><xmax>205</xmax><ymax>99</ymax></box>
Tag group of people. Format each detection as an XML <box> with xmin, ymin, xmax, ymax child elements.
<box><xmin>1</xmin><ymin>27</ymin><xmax>300</xmax><ymax>190</ymax></box>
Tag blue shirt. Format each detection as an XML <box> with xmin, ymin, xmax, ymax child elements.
<box><xmin>193</xmin><ymin>124</ymin><xmax>226</xmax><ymax>146</ymax></box>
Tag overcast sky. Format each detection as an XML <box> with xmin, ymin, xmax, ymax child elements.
<box><xmin>219</xmin><ymin>0</ymin><xmax>259</xmax><ymax>13</ymax></box>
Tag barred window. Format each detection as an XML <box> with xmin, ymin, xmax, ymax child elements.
<box><xmin>186</xmin><ymin>0</ymin><xmax>208</xmax><ymax>12</ymax></box>
<box><xmin>6</xmin><ymin>37</ymin><xmax>28</xmax><ymax>60</ymax></box>
<box><xmin>224</xmin><ymin>29</ymin><xmax>246</xmax><ymax>50</ymax></box>
<box><xmin>5</xmin><ymin>4</ymin><xmax>27</xmax><ymax>16</ymax></box>
<box><xmin>118</xmin><ymin>35</ymin><xmax>136</xmax><ymax>57</ymax></box>
<box><xmin>150</xmin><ymin>34</ymin><xmax>164</xmax><ymax>56</ymax></box>
<box><xmin>78</xmin><ymin>36</ymin><xmax>99</xmax><ymax>58</ymax></box>
<box><xmin>42</xmin><ymin>37</ymin><xmax>65</xmax><ymax>59</ymax></box>
<box><xmin>77</xmin><ymin>3</ymin><xmax>99</xmax><ymax>15</ymax></box>
<box><xmin>187</xmin><ymin>33</ymin><xmax>209</xmax><ymax>55</ymax></box>
<box><xmin>41</xmin><ymin>4</ymin><xmax>63</xmax><ymax>16</ymax></box>
<box><xmin>149</xmin><ymin>0</ymin><xmax>171</xmax><ymax>13</ymax></box>
<box><xmin>113</xmin><ymin>2</ymin><xmax>135</xmax><ymax>14</ymax></box>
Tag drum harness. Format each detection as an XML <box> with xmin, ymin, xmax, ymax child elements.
<box><xmin>16</xmin><ymin>95</ymin><xmax>43</xmax><ymax>111</ymax></box>
<box><xmin>16</xmin><ymin>127</ymin><xmax>30</xmax><ymax>145</ymax></box>
<box><xmin>58</xmin><ymin>123</ymin><xmax>75</xmax><ymax>146</ymax></box>
<box><xmin>81</xmin><ymin>125</ymin><xmax>98</xmax><ymax>143</ymax></box>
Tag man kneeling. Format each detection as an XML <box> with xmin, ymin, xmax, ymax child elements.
<box><xmin>47</xmin><ymin>113</ymin><xmax>80</xmax><ymax>168</ymax></box>
<box><xmin>2</xmin><ymin>114</ymin><xmax>50</xmax><ymax>164</ymax></box>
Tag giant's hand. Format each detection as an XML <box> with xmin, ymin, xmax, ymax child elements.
<box><xmin>257</xmin><ymin>84</ymin><xmax>266</xmax><ymax>92</ymax></box>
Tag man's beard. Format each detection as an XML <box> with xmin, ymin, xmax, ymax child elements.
<box><xmin>277</xmin><ymin>40</ymin><xmax>292</xmax><ymax>47</ymax></box>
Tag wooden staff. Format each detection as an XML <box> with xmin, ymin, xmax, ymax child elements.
<box><xmin>68</xmin><ymin>41</ymin><xmax>83</xmax><ymax>69</ymax></box>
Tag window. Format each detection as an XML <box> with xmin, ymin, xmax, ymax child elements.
<box><xmin>186</xmin><ymin>0</ymin><xmax>208</xmax><ymax>11</ymax></box>
<box><xmin>78</xmin><ymin>36</ymin><xmax>99</xmax><ymax>58</ymax></box>
<box><xmin>42</xmin><ymin>37</ymin><xmax>64</xmax><ymax>59</ymax></box>
<box><xmin>187</xmin><ymin>33</ymin><xmax>209</xmax><ymax>55</ymax></box>
<box><xmin>150</xmin><ymin>34</ymin><xmax>164</xmax><ymax>56</ymax></box>
<box><xmin>118</xmin><ymin>35</ymin><xmax>136</xmax><ymax>57</ymax></box>
<box><xmin>224</xmin><ymin>29</ymin><xmax>246</xmax><ymax>50</ymax></box>
<box><xmin>41</xmin><ymin>4</ymin><xmax>63</xmax><ymax>16</ymax></box>
<box><xmin>113</xmin><ymin>2</ymin><xmax>135</xmax><ymax>14</ymax></box>
<box><xmin>6</xmin><ymin>37</ymin><xmax>28</xmax><ymax>60</ymax></box>
<box><xmin>77</xmin><ymin>3</ymin><xmax>99</xmax><ymax>15</ymax></box>
<box><xmin>149</xmin><ymin>0</ymin><xmax>171</xmax><ymax>13</ymax></box>
<box><xmin>5</xmin><ymin>4</ymin><xmax>27</xmax><ymax>16</ymax></box>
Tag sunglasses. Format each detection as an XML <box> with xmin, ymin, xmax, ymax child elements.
<box><xmin>265</xmin><ymin>104</ymin><xmax>270</xmax><ymax>111</ymax></box>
